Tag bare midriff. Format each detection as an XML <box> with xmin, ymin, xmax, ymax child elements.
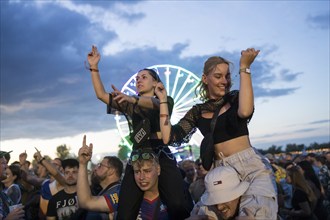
<box><xmin>214</xmin><ymin>135</ymin><xmax>251</xmax><ymax>158</ymax></box>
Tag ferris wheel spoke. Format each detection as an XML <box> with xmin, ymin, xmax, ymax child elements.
<box><xmin>174</xmin><ymin>106</ymin><xmax>195</xmax><ymax>114</ymax></box>
<box><xmin>173</xmin><ymin>77</ymin><xmax>190</xmax><ymax>103</ymax></box>
<box><xmin>173</xmin><ymin>76</ymin><xmax>198</xmax><ymax>105</ymax></box>
<box><xmin>175</xmin><ymin>86</ymin><xmax>199</xmax><ymax>109</ymax></box>
<box><xmin>170</xmin><ymin>68</ymin><xmax>182</xmax><ymax>98</ymax></box>
<box><xmin>125</xmin><ymin>87</ymin><xmax>136</xmax><ymax>95</ymax></box>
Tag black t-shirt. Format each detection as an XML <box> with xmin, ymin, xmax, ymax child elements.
<box><xmin>47</xmin><ymin>189</ymin><xmax>79</xmax><ymax>220</ymax></box>
<box><xmin>291</xmin><ymin>188</ymin><xmax>313</xmax><ymax>220</ymax></box>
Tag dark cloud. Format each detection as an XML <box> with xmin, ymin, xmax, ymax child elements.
<box><xmin>0</xmin><ymin>1</ymin><xmax>301</xmax><ymax>141</ymax></box>
<box><xmin>307</xmin><ymin>12</ymin><xmax>330</xmax><ymax>30</ymax></box>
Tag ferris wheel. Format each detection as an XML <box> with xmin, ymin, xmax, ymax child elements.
<box><xmin>114</xmin><ymin>64</ymin><xmax>203</xmax><ymax>149</ymax></box>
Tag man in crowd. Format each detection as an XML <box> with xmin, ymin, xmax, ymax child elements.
<box><xmin>19</xmin><ymin>150</ymin><xmax>66</xmax><ymax>219</ymax></box>
<box><xmin>188</xmin><ymin>166</ymin><xmax>251</xmax><ymax>220</ymax></box>
<box><xmin>77</xmin><ymin>135</ymin><xmax>123</xmax><ymax>219</ymax></box>
<box><xmin>46</xmin><ymin>158</ymin><xmax>81</xmax><ymax>220</ymax></box>
<box><xmin>78</xmin><ymin>135</ymin><xmax>169</xmax><ymax>219</ymax></box>
<box><xmin>131</xmin><ymin>148</ymin><xmax>169</xmax><ymax>219</ymax></box>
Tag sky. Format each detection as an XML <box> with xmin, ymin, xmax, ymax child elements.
<box><xmin>1</xmin><ymin>0</ymin><xmax>329</xmax><ymax>163</ymax></box>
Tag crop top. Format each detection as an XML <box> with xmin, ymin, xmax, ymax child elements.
<box><xmin>197</xmin><ymin>100</ymin><xmax>249</xmax><ymax>143</ymax></box>
<box><xmin>106</xmin><ymin>93</ymin><xmax>174</xmax><ymax>147</ymax></box>
<box><xmin>168</xmin><ymin>90</ymin><xmax>253</xmax><ymax>146</ymax></box>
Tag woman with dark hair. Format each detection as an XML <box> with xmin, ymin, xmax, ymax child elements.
<box><xmin>1</xmin><ymin>164</ymin><xmax>22</xmax><ymax>204</ymax></box>
<box><xmin>156</xmin><ymin>48</ymin><xmax>278</xmax><ymax>219</ymax></box>
<box><xmin>86</xmin><ymin>45</ymin><xmax>192</xmax><ymax>220</ymax></box>
<box><xmin>298</xmin><ymin>160</ymin><xmax>327</xmax><ymax>220</ymax></box>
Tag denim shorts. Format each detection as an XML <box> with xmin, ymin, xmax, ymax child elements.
<box><xmin>215</xmin><ymin>147</ymin><xmax>278</xmax><ymax>219</ymax></box>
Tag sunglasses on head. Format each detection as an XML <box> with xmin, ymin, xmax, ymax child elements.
<box><xmin>130</xmin><ymin>150</ymin><xmax>157</xmax><ymax>163</ymax></box>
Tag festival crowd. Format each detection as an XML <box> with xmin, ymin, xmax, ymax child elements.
<box><xmin>1</xmin><ymin>46</ymin><xmax>330</xmax><ymax>220</ymax></box>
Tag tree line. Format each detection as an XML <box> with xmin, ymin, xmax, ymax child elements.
<box><xmin>54</xmin><ymin>141</ymin><xmax>330</xmax><ymax>161</ymax></box>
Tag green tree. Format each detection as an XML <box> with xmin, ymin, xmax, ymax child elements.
<box><xmin>267</xmin><ymin>145</ymin><xmax>283</xmax><ymax>154</ymax></box>
<box><xmin>118</xmin><ymin>144</ymin><xmax>131</xmax><ymax>161</ymax></box>
<box><xmin>56</xmin><ymin>144</ymin><xmax>71</xmax><ymax>160</ymax></box>
<box><xmin>285</xmin><ymin>143</ymin><xmax>305</xmax><ymax>152</ymax></box>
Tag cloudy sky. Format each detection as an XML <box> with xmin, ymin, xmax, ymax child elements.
<box><xmin>1</xmin><ymin>0</ymin><xmax>329</xmax><ymax>162</ymax></box>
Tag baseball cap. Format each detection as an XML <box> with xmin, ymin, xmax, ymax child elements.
<box><xmin>0</xmin><ymin>150</ymin><xmax>12</xmax><ymax>159</ymax></box>
<box><xmin>201</xmin><ymin>166</ymin><xmax>249</xmax><ymax>205</ymax></box>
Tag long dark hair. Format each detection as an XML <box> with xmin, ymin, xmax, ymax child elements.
<box><xmin>140</xmin><ymin>68</ymin><xmax>161</xmax><ymax>83</ymax></box>
<box><xmin>297</xmin><ymin>160</ymin><xmax>322</xmax><ymax>191</ymax></box>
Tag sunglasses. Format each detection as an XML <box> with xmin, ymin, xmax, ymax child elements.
<box><xmin>130</xmin><ymin>151</ymin><xmax>157</xmax><ymax>163</ymax></box>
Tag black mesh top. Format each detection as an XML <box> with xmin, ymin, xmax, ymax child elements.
<box><xmin>106</xmin><ymin>93</ymin><xmax>174</xmax><ymax>145</ymax></box>
<box><xmin>169</xmin><ymin>90</ymin><xmax>253</xmax><ymax>146</ymax></box>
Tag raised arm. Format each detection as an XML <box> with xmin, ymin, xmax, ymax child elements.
<box><xmin>33</xmin><ymin>150</ymin><xmax>66</xmax><ymax>186</ymax></box>
<box><xmin>111</xmin><ymin>84</ymin><xmax>160</xmax><ymax>110</ymax></box>
<box><xmin>77</xmin><ymin>135</ymin><xmax>110</xmax><ymax>212</ymax></box>
<box><xmin>238</xmin><ymin>48</ymin><xmax>259</xmax><ymax>118</ymax></box>
<box><xmin>19</xmin><ymin>151</ymin><xmax>45</xmax><ymax>186</ymax></box>
<box><xmin>87</xmin><ymin>45</ymin><xmax>110</xmax><ymax>104</ymax></box>
<box><xmin>155</xmin><ymin>82</ymin><xmax>171</xmax><ymax>144</ymax></box>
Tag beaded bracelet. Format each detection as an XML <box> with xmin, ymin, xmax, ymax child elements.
<box><xmin>90</xmin><ymin>68</ymin><xmax>99</xmax><ymax>72</ymax></box>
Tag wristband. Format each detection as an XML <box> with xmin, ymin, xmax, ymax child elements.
<box><xmin>160</xmin><ymin>102</ymin><xmax>168</xmax><ymax>104</ymax></box>
<box><xmin>239</xmin><ymin>67</ymin><xmax>251</xmax><ymax>74</ymax></box>
<box><xmin>90</xmin><ymin>68</ymin><xmax>99</xmax><ymax>72</ymax></box>
<box><xmin>38</xmin><ymin>157</ymin><xmax>46</xmax><ymax>164</ymax></box>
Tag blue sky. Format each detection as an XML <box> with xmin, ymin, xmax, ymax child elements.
<box><xmin>1</xmin><ymin>0</ymin><xmax>329</xmax><ymax>162</ymax></box>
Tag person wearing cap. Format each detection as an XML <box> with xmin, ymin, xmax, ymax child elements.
<box><xmin>0</xmin><ymin>151</ymin><xmax>12</xmax><ymax>165</ymax></box>
<box><xmin>187</xmin><ymin>166</ymin><xmax>250</xmax><ymax>220</ymax></box>
<box><xmin>86</xmin><ymin>45</ymin><xmax>192</xmax><ymax>219</ymax></box>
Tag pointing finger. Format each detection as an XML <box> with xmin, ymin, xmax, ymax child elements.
<box><xmin>111</xmin><ymin>84</ymin><xmax>120</xmax><ymax>92</ymax></box>
<box><xmin>83</xmin><ymin>135</ymin><xmax>86</xmax><ymax>147</ymax></box>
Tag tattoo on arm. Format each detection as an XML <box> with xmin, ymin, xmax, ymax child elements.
<box><xmin>164</xmin><ymin>117</ymin><xmax>169</xmax><ymax>126</ymax></box>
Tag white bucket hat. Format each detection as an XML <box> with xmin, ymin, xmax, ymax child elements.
<box><xmin>201</xmin><ymin>166</ymin><xmax>249</xmax><ymax>205</ymax></box>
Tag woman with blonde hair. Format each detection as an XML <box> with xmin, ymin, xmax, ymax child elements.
<box><xmin>156</xmin><ymin>48</ymin><xmax>278</xmax><ymax>219</ymax></box>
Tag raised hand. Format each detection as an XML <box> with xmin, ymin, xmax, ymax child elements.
<box><xmin>33</xmin><ymin>147</ymin><xmax>43</xmax><ymax>162</ymax></box>
<box><xmin>240</xmin><ymin>48</ymin><xmax>260</xmax><ymax>68</ymax></box>
<box><xmin>87</xmin><ymin>45</ymin><xmax>101</xmax><ymax>68</ymax></box>
<box><xmin>78</xmin><ymin>135</ymin><xmax>93</xmax><ymax>165</ymax></box>
<box><xmin>111</xmin><ymin>84</ymin><xmax>136</xmax><ymax>104</ymax></box>
<box><xmin>155</xmin><ymin>82</ymin><xmax>167</xmax><ymax>101</ymax></box>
